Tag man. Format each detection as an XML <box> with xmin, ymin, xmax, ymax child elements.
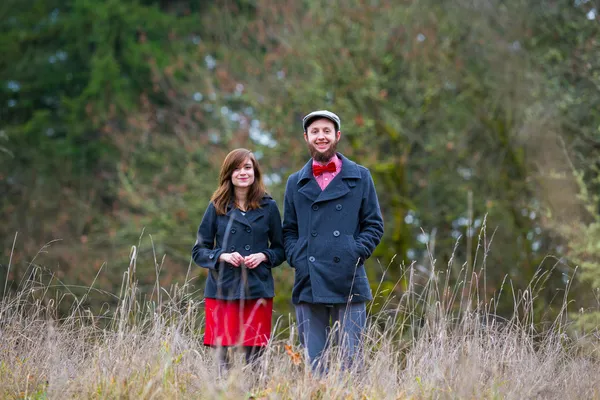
<box><xmin>282</xmin><ymin>110</ymin><xmax>384</xmax><ymax>371</ymax></box>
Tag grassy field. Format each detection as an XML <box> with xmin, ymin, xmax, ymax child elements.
<box><xmin>1</xmin><ymin>241</ymin><xmax>600</xmax><ymax>399</ymax></box>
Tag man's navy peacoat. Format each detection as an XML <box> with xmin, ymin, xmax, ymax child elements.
<box><xmin>192</xmin><ymin>196</ymin><xmax>285</xmax><ymax>300</ymax></box>
<box><xmin>283</xmin><ymin>153</ymin><xmax>384</xmax><ymax>304</ymax></box>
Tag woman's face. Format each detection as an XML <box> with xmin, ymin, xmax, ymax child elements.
<box><xmin>231</xmin><ymin>157</ymin><xmax>255</xmax><ymax>189</ymax></box>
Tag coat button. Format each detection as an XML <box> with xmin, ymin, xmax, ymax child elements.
<box><xmin>334</xmin><ymin>256</ymin><xmax>340</xmax><ymax>263</ymax></box>
<box><xmin>333</xmin><ymin>230</ymin><xmax>340</xmax><ymax>237</ymax></box>
<box><xmin>336</xmin><ymin>204</ymin><xmax>342</xmax><ymax>211</ymax></box>
<box><xmin>229</xmin><ymin>246</ymin><xmax>235</xmax><ymax>252</ymax></box>
<box><xmin>245</xmin><ymin>227</ymin><xmax>252</xmax><ymax>233</ymax></box>
<box><xmin>209</xmin><ymin>253</ymin><xmax>214</xmax><ymax>259</ymax></box>
<box><xmin>244</xmin><ymin>245</ymin><xmax>251</xmax><ymax>251</ymax></box>
<box><xmin>311</xmin><ymin>231</ymin><xmax>318</xmax><ymax>237</ymax></box>
<box><xmin>309</xmin><ymin>256</ymin><xmax>315</xmax><ymax>262</ymax></box>
<box><xmin>312</xmin><ymin>204</ymin><xmax>319</xmax><ymax>211</ymax></box>
<box><xmin>231</xmin><ymin>228</ymin><xmax>236</xmax><ymax>234</ymax></box>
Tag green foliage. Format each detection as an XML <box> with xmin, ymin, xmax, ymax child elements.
<box><xmin>1</xmin><ymin>0</ymin><xmax>205</xmax><ymax>300</ymax></box>
<box><xmin>524</xmin><ymin>0</ymin><xmax>600</xmax><ymax>326</ymax></box>
<box><xmin>1</xmin><ymin>0</ymin><xmax>599</xmax><ymax>326</ymax></box>
<box><xmin>199</xmin><ymin>0</ymin><xmax>591</xmax><ymax>317</ymax></box>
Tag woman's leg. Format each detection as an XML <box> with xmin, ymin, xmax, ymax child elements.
<box><xmin>244</xmin><ymin>345</ymin><xmax>265</xmax><ymax>365</ymax></box>
<box><xmin>216</xmin><ymin>346</ymin><xmax>231</xmax><ymax>376</ymax></box>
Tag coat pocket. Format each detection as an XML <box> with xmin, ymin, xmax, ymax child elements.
<box><xmin>252</xmin><ymin>264</ymin><xmax>270</xmax><ymax>281</ymax></box>
<box><xmin>338</xmin><ymin>235</ymin><xmax>362</xmax><ymax>268</ymax></box>
<box><xmin>309</xmin><ymin>235</ymin><xmax>362</xmax><ymax>299</ymax></box>
<box><xmin>288</xmin><ymin>237</ymin><xmax>308</xmax><ymax>269</ymax></box>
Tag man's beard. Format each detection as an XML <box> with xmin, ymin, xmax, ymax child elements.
<box><xmin>308</xmin><ymin>140</ymin><xmax>338</xmax><ymax>163</ymax></box>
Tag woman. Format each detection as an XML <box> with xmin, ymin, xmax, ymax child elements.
<box><xmin>192</xmin><ymin>148</ymin><xmax>285</xmax><ymax>369</ymax></box>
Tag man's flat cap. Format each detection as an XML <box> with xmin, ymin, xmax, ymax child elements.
<box><xmin>302</xmin><ymin>110</ymin><xmax>341</xmax><ymax>132</ymax></box>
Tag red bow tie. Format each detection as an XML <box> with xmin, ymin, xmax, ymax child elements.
<box><xmin>313</xmin><ymin>162</ymin><xmax>336</xmax><ymax>176</ymax></box>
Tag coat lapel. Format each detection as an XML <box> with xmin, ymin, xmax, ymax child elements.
<box><xmin>225</xmin><ymin>204</ymin><xmax>251</xmax><ymax>227</ymax></box>
<box><xmin>226</xmin><ymin>196</ymin><xmax>270</xmax><ymax>227</ymax></box>
<box><xmin>297</xmin><ymin>159</ymin><xmax>321</xmax><ymax>202</ymax></box>
<box><xmin>315</xmin><ymin>153</ymin><xmax>361</xmax><ymax>204</ymax></box>
<box><xmin>246</xmin><ymin>207</ymin><xmax>266</xmax><ymax>224</ymax></box>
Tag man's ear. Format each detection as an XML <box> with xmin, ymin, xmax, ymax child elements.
<box><xmin>304</xmin><ymin>132</ymin><xmax>308</xmax><ymax>142</ymax></box>
<box><xmin>336</xmin><ymin>131</ymin><xmax>341</xmax><ymax>141</ymax></box>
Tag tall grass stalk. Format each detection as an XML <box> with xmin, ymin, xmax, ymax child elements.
<box><xmin>1</xmin><ymin>230</ymin><xmax>599</xmax><ymax>399</ymax></box>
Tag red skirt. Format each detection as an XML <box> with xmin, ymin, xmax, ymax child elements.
<box><xmin>204</xmin><ymin>298</ymin><xmax>273</xmax><ymax>347</ymax></box>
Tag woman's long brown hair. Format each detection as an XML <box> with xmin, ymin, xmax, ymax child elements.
<box><xmin>211</xmin><ymin>148</ymin><xmax>267</xmax><ymax>215</ymax></box>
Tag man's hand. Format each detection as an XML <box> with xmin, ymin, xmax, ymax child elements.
<box><xmin>243</xmin><ymin>253</ymin><xmax>267</xmax><ymax>269</ymax></box>
<box><xmin>218</xmin><ymin>252</ymin><xmax>244</xmax><ymax>267</ymax></box>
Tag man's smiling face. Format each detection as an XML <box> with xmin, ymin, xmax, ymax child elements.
<box><xmin>304</xmin><ymin>118</ymin><xmax>341</xmax><ymax>162</ymax></box>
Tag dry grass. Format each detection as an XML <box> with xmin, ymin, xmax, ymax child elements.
<box><xmin>2</xmin><ymin>234</ymin><xmax>600</xmax><ymax>399</ymax></box>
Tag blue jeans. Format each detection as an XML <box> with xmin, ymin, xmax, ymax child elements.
<box><xmin>295</xmin><ymin>302</ymin><xmax>366</xmax><ymax>373</ymax></box>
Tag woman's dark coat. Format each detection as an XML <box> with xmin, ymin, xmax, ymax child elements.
<box><xmin>283</xmin><ymin>153</ymin><xmax>384</xmax><ymax>304</ymax></box>
<box><xmin>192</xmin><ymin>196</ymin><xmax>285</xmax><ymax>300</ymax></box>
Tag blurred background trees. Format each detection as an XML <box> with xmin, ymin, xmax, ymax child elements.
<box><xmin>2</xmin><ymin>0</ymin><xmax>599</xmax><ymax>327</ymax></box>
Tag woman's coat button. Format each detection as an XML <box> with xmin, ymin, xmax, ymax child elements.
<box><xmin>244</xmin><ymin>245</ymin><xmax>251</xmax><ymax>251</ymax></box>
<box><xmin>333</xmin><ymin>230</ymin><xmax>340</xmax><ymax>237</ymax></box>
<box><xmin>335</xmin><ymin>204</ymin><xmax>342</xmax><ymax>211</ymax></box>
<box><xmin>333</xmin><ymin>256</ymin><xmax>340</xmax><ymax>263</ymax></box>
<box><xmin>309</xmin><ymin>256</ymin><xmax>315</xmax><ymax>262</ymax></box>
<box><xmin>312</xmin><ymin>204</ymin><xmax>319</xmax><ymax>211</ymax></box>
